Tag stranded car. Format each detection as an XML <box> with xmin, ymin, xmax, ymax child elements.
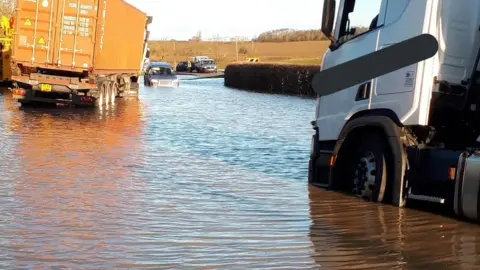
<box><xmin>196</xmin><ymin>59</ymin><xmax>218</xmax><ymax>73</ymax></box>
<box><xmin>144</xmin><ymin>62</ymin><xmax>179</xmax><ymax>88</ymax></box>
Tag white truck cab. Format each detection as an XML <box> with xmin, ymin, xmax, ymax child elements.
<box><xmin>309</xmin><ymin>0</ymin><xmax>480</xmax><ymax>223</ymax></box>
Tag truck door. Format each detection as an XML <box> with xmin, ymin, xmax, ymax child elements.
<box><xmin>316</xmin><ymin>0</ymin><xmax>387</xmax><ymax>139</ymax></box>
<box><xmin>370</xmin><ymin>0</ymin><xmax>435</xmax><ymax>125</ymax></box>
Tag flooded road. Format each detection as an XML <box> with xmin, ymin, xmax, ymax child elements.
<box><xmin>0</xmin><ymin>77</ymin><xmax>479</xmax><ymax>269</ymax></box>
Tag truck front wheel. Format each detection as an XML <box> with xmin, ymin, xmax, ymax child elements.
<box><xmin>333</xmin><ymin>130</ymin><xmax>389</xmax><ymax>203</ymax></box>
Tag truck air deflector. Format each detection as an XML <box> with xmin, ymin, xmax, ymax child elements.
<box><xmin>312</xmin><ymin>34</ymin><xmax>439</xmax><ymax>97</ymax></box>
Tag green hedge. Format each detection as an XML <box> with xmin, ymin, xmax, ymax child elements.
<box><xmin>224</xmin><ymin>63</ymin><xmax>320</xmax><ymax>98</ymax></box>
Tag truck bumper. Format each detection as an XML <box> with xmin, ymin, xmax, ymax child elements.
<box><xmin>12</xmin><ymin>88</ymin><xmax>96</xmax><ymax>107</ymax></box>
<box><xmin>11</xmin><ymin>74</ymin><xmax>97</xmax><ymax>106</ymax></box>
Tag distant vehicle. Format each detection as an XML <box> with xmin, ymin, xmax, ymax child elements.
<box><xmin>144</xmin><ymin>62</ymin><xmax>179</xmax><ymax>88</ymax></box>
<box><xmin>191</xmin><ymin>56</ymin><xmax>212</xmax><ymax>72</ymax></box>
<box><xmin>175</xmin><ymin>57</ymin><xmax>215</xmax><ymax>73</ymax></box>
<box><xmin>193</xmin><ymin>56</ymin><xmax>210</xmax><ymax>62</ymax></box>
<box><xmin>246</xmin><ymin>58</ymin><xmax>260</xmax><ymax>62</ymax></box>
<box><xmin>196</xmin><ymin>59</ymin><xmax>218</xmax><ymax>73</ymax></box>
<box><xmin>176</xmin><ymin>61</ymin><xmax>189</xmax><ymax>72</ymax></box>
<box><xmin>10</xmin><ymin>0</ymin><xmax>152</xmax><ymax>108</ymax></box>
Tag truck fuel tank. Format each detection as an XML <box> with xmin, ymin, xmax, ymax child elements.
<box><xmin>454</xmin><ymin>151</ymin><xmax>480</xmax><ymax>221</ymax></box>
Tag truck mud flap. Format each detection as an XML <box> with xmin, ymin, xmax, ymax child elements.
<box><xmin>311</xmin><ymin>151</ymin><xmax>333</xmax><ymax>188</ymax></box>
<box><xmin>309</xmin><ymin>130</ymin><xmax>334</xmax><ymax>188</ymax></box>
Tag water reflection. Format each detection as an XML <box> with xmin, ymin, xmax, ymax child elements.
<box><xmin>1</xmin><ymin>79</ymin><xmax>480</xmax><ymax>268</ymax></box>
<box><xmin>308</xmin><ymin>185</ymin><xmax>480</xmax><ymax>269</ymax></box>
<box><xmin>1</xmin><ymin>96</ymin><xmax>147</xmax><ymax>268</ymax></box>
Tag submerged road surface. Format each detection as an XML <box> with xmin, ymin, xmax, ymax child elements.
<box><xmin>0</xmin><ymin>77</ymin><xmax>479</xmax><ymax>269</ymax></box>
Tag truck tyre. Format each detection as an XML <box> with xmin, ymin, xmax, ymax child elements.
<box><xmin>107</xmin><ymin>82</ymin><xmax>115</xmax><ymax>104</ymax></box>
<box><xmin>95</xmin><ymin>81</ymin><xmax>108</xmax><ymax>107</ymax></box>
<box><xmin>112</xmin><ymin>82</ymin><xmax>119</xmax><ymax>98</ymax></box>
<box><xmin>333</xmin><ymin>130</ymin><xmax>389</xmax><ymax>203</ymax></box>
<box><xmin>105</xmin><ymin>82</ymin><xmax>111</xmax><ymax>105</ymax></box>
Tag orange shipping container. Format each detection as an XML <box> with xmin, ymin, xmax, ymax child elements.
<box><xmin>12</xmin><ymin>0</ymin><xmax>149</xmax><ymax>74</ymax></box>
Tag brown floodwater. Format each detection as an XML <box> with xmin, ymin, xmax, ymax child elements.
<box><xmin>0</xmin><ymin>77</ymin><xmax>479</xmax><ymax>269</ymax></box>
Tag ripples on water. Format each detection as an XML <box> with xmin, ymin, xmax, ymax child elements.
<box><xmin>0</xmin><ymin>78</ymin><xmax>479</xmax><ymax>269</ymax></box>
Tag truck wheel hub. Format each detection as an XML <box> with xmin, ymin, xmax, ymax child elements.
<box><xmin>352</xmin><ymin>151</ymin><xmax>377</xmax><ymax>199</ymax></box>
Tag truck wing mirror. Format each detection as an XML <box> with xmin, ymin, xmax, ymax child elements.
<box><xmin>348</xmin><ymin>27</ymin><xmax>356</xmax><ymax>36</ymax></box>
<box><xmin>321</xmin><ymin>0</ymin><xmax>336</xmax><ymax>44</ymax></box>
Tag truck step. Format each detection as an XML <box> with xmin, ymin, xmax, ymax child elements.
<box><xmin>407</xmin><ymin>189</ymin><xmax>445</xmax><ymax>204</ymax></box>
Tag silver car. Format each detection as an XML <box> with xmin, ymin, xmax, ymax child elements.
<box><xmin>196</xmin><ymin>59</ymin><xmax>218</xmax><ymax>73</ymax></box>
<box><xmin>144</xmin><ymin>62</ymin><xmax>179</xmax><ymax>88</ymax></box>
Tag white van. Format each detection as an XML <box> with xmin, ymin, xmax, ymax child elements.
<box><xmin>193</xmin><ymin>56</ymin><xmax>210</xmax><ymax>62</ymax></box>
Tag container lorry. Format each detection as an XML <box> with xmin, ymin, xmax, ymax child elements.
<box><xmin>309</xmin><ymin>0</ymin><xmax>480</xmax><ymax>223</ymax></box>
<box><xmin>9</xmin><ymin>0</ymin><xmax>152</xmax><ymax>107</ymax></box>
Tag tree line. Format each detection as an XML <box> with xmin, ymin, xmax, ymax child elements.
<box><xmin>253</xmin><ymin>27</ymin><xmax>369</xmax><ymax>42</ymax></box>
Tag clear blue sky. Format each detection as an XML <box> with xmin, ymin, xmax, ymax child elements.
<box><xmin>125</xmin><ymin>0</ymin><xmax>379</xmax><ymax>41</ymax></box>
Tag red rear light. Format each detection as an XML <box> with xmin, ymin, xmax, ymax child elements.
<box><xmin>449</xmin><ymin>167</ymin><xmax>456</xmax><ymax>181</ymax></box>
<box><xmin>80</xmin><ymin>96</ymin><xmax>93</xmax><ymax>103</ymax></box>
<box><xmin>329</xmin><ymin>155</ymin><xmax>335</xmax><ymax>167</ymax></box>
<box><xmin>12</xmin><ymin>89</ymin><xmax>26</xmax><ymax>96</ymax></box>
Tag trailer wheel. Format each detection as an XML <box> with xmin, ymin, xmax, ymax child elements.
<box><xmin>108</xmin><ymin>82</ymin><xmax>115</xmax><ymax>104</ymax></box>
<box><xmin>95</xmin><ymin>81</ymin><xmax>108</xmax><ymax>107</ymax></box>
<box><xmin>104</xmin><ymin>82</ymin><xmax>111</xmax><ymax>105</ymax></box>
<box><xmin>112</xmin><ymin>82</ymin><xmax>119</xmax><ymax>98</ymax></box>
<box><xmin>333</xmin><ymin>130</ymin><xmax>389</xmax><ymax>203</ymax></box>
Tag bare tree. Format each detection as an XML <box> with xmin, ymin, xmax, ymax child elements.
<box><xmin>211</xmin><ymin>34</ymin><xmax>222</xmax><ymax>42</ymax></box>
<box><xmin>190</xmin><ymin>31</ymin><xmax>202</xmax><ymax>42</ymax></box>
<box><xmin>253</xmin><ymin>28</ymin><xmax>327</xmax><ymax>42</ymax></box>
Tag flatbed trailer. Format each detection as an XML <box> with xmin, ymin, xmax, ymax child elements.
<box><xmin>9</xmin><ymin>0</ymin><xmax>152</xmax><ymax>107</ymax></box>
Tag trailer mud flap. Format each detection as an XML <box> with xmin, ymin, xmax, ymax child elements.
<box><xmin>131</xmin><ymin>82</ymin><xmax>139</xmax><ymax>90</ymax></box>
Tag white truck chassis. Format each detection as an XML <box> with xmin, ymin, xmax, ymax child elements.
<box><xmin>309</xmin><ymin>0</ymin><xmax>480</xmax><ymax>223</ymax></box>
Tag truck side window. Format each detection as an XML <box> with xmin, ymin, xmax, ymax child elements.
<box><xmin>338</xmin><ymin>0</ymin><xmax>382</xmax><ymax>43</ymax></box>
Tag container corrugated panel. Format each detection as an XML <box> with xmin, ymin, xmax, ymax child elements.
<box><xmin>13</xmin><ymin>0</ymin><xmax>99</xmax><ymax>72</ymax></box>
<box><xmin>93</xmin><ymin>0</ymin><xmax>148</xmax><ymax>74</ymax></box>
<box><xmin>13</xmin><ymin>0</ymin><xmax>147</xmax><ymax>74</ymax></box>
